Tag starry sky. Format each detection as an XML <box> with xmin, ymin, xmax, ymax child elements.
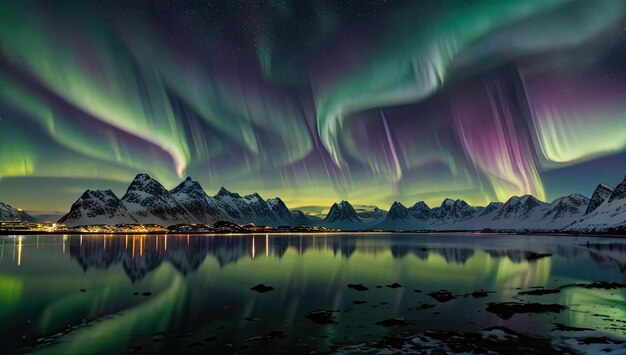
<box><xmin>0</xmin><ymin>0</ymin><xmax>625</xmax><ymax>213</ymax></box>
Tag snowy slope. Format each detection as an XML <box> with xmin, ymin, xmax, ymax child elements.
<box><xmin>121</xmin><ymin>174</ymin><xmax>192</xmax><ymax>225</ymax></box>
<box><xmin>566</xmin><ymin>177</ymin><xmax>626</xmax><ymax>232</ymax></box>
<box><xmin>323</xmin><ymin>201</ymin><xmax>363</xmax><ymax>230</ymax></box>
<box><xmin>512</xmin><ymin>194</ymin><xmax>589</xmax><ymax>230</ymax></box>
<box><xmin>213</xmin><ymin>188</ymin><xmax>283</xmax><ymax>226</ymax></box>
<box><xmin>266</xmin><ymin>197</ymin><xmax>294</xmax><ymax>225</ymax></box>
<box><xmin>374</xmin><ymin>202</ymin><xmax>430</xmax><ymax>230</ymax></box>
<box><xmin>0</xmin><ymin>202</ymin><xmax>35</xmax><ymax>222</ymax></box>
<box><xmin>428</xmin><ymin>199</ymin><xmax>478</xmax><ymax>227</ymax></box>
<box><xmin>586</xmin><ymin>184</ymin><xmax>614</xmax><ymax>214</ymax></box>
<box><xmin>58</xmin><ymin>190</ymin><xmax>137</xmax><ymax>227</ymax></box>
<box><xmin>170</xmin><ymin>177</ymin><xmax>228</xmax><ymax>223</ymax></box>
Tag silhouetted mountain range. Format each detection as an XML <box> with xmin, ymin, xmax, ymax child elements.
<box><xmin>3</xmin><ymin>173</ymin><xmax>624</xmax><ymax>233</ymax></box>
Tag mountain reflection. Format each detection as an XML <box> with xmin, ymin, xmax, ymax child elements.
<box><xmin>61</xmin><ymin>234</ymin><xmax>619</xmax><ymax>282</ymax></box>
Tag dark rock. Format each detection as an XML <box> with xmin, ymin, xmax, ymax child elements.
<box><xmin>142</xmin><ymin>292</ymin><xmax>152</xmax><ymax>296</ymax></box>
<box><xmin>427</xmin><ymin>290</ymin><xmax>456</xmax><ymax>302</ymax></box>
<box><xmin>375</xmin><ymin>318</ymin><xmax>412</xmax><ymax>327</ymax></box>
<box><xmin>250</xmin><ymin>284</ymin><xmax>274</xmax><ymax>293</ymax></box>
<box><xmin>386</xmin><ymin>283</ymin><xmax>402</xmax><ymax>289</ymax></box>
<box><xmin>471</xmin><ymin>290</ymin><xmax>491</xmax><ymax>298</ymax></box>
<box><xmin>553</xmin><ymin>323</ymin><xmax>594</xmax><ymax>331</ymax></box>
<box><xmin>581</xmin><ymin>282</ymin><xmax>626</xmax><ymax>290</ymax></box>
<box><xmin>305</xmin><ymin>310</ymin><xmax>337</xmax><ymax>324</ymax></box>
<box><xmin>518</xmin><ymin>288</ymin><xmax>560</xmax><ymax>296</ymax></box>
<box><xmin>347</xmin><ymin>283</ymin><xmax>368</xmax><ymax>291</ymax></box>
<box><xmin>417</xmin><ymin>304</ymin><xmax>436</xmax><ymax>310</ymax></box>
<box><xmin>247</xmin><ymin>330</ymin><xmax>286</xmax><ymax>342</ymax></box>
<box><xmin>486</xmin><ymin>302</ymin><xmax>568</xmax><ymax>320</ymax></box>
<box><xmin>79</xmin><ymin>289</ymin><xmax>86</xmax><ymax>293</ymax></box>
<box><xmin>353</xmin><ymin>300</ymin><xmax>367</xmax><ymax>305</ymax></box>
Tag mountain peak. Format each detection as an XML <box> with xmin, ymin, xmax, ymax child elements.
<box><xmin>608</xmin><ymin>179</ymin><xmax>626</xmax><ymax>203</ymax></box>
<box><xmin>216</xmin><ymin>187</ymin><xmax>241</xmax><ymax>198</ymax></box>
<box><xmin>390</xmin><ymin>201</ymin><xmax>406</xmax><ymax>209</ymax></box>
<box><xmin>324</xmin><ymin>200</ymin><xmax>360</xmax><ymax>224</ymax></box>
<box><xmin>586</xmin><ymin>183</ymin><xmax>614</xmax><ymax>214</ymax></box>
<box><xmin>245</xmin><ymin>192</ymin><xmax>263</xmax><ymax>200</ymax></box>
<box><xmin>185</xmin><ymin>176</ymin><xmax>192</xmax><ymax>182</ymax></box>
<box><xmin>411</xmin><ymin>201</ymin><xmax>430</xmax><ymax>210</ymax></box>
<box><xmin>132</xmin><ymin>173</ymin><xmax>152</xmax><ymax>182</ymax></box>
<box><xmin>441</xmin><ymin>198</ymin><xmax>455</xmax><ymax>207</ymax></box>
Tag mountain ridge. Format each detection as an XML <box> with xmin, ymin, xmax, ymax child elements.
<box><xmin>5</xmin><ymin>173</ymin><xmax>622</xmax><ymax>233</ymax></box>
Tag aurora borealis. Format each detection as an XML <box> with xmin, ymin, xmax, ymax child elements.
<box><xmin>0</xmin><ymin>0</ymin><xmax>624</xmax><ymax>212</ymax></box>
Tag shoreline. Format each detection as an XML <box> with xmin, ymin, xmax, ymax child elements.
<box><xmin>1</xmin><ymin>230</ymin><xmax>625</xmax><ymax>237</ymax></box>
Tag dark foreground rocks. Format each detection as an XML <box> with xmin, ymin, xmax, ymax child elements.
<box><xmin>518</xmin><ymin>288</ymin><xmax>561</xmax><ymax>296</ymax></box>
<box><xmin>334</xmin><ymin>326</ymin><xmax>626</xmax><ymax>354</ymax></box>
<box><xmin>486</xmin><ymin>302</ymin><xmax>568</xmax><ymax>320</ymax></box>
<box><xmin>250</xmin><ymin>284</ymin><xmax>274</xmax><ymax>293</ymax></box>
<box><xmin>347</xmin><ymin>283</ymin><xmax>368</xmax><ymax>291</ymax></box>
<box><xmin>427</xmin><ymin>290</ymin><xmax>456</xmax><ymax>302</ymax></box>
<box><xmin>375</xmin><ymin>318</ymin><xmax>412</xmax><ymax>327</ymax></box>
<box><xmin>305</xmin><ymin>310</ymin><xmax>338</xmax><ymax>324</ymax></box>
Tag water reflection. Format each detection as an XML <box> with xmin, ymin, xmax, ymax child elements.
<box><xmin>0</xmin><ymin>234</ymin><xmax>625</xmax><ymax>354</ymax></box>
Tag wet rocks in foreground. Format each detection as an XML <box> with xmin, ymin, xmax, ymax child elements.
<box><xmin>335</xmin><ymin>326</ymin><xmax>626</xmax><ymax>354</ymax></box>
<box><xmin>250</xmin><ymin>284</ymin><xmax>274</xmax><ymax>293</ymax></box>
<box><xmin>305</xmin><ymin>310</ymin><xmax>338</xmax><ymax>324</ymax></box>
<box><xmin>427</xmin><ymin>290</ymin><xmax>456</xmax><ymax>303</ymax></box>
<box><xmin>486</xmin><ymin>302</ymin><xmax>568</xmax><ymax>320</ymax></box>
<box><xmin>579</xmin><ymin>281</ymin><xmax>626</xmax><ymax>290</ymax></box>
<box><xmin>375</xmin><ymin>318</ymin><xmax>412</xmax><ymax>327</ymax></box>
<box><xmin>471</xmin><ymin>290</ymin><xmax>492</xmax><ymax>298</ymax></box>
<box><xmin>247</xmin><ymin>330</ymin><xmax>286</xmax><ymax>343</ymax></box>
<box><xmin>553</xmin><ymin>323</ymin><xmax>593</xmax><ymax>332</ymax></box>
<box><xmin>518</xmin><ymin>288</ymin><xmax>560</xmax><ymax>296</ymax></box>
<box><xmin>347</xmin><ymin>283</ymin><xmax>368</xmax><ymax>291</ymax></box>
<box><xmin>417</xmin><ymin>304</ymin><xmax>436</xmax><ymax>310</ymax></box>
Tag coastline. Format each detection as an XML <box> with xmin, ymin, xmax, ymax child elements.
<box><xmin>2</xmin><ymin>230</ymin><xmax>625</xmax><ymax>237</ymax></box>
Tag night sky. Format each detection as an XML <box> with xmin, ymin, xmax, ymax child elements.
<box><xmin>0</xmin><ymin>0</ymin><xmax>625</xmax><ymax>213</ymax></box>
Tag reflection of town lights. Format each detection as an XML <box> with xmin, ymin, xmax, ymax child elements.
<box><xmin>17</xmin><ymin>236</ymin><xmax>23</xmax><ymax>267</ymax></box>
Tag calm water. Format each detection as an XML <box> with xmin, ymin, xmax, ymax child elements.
<box><xmin>1</xmin><ymin>233</ymin><xmax>625</xmax><ymax>354</ymax></box>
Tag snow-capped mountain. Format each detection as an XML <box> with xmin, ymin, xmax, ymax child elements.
<box><xmin>515</xmin><ymin>194</ymin><xmax>590</xmax><ymax>230</ymax></box>
<box><xmin>479</xmin><ymin>202</ymin><xmax>503</xmax><ymax>217</ymax></box>
<box><xmin>408</xmin><ymin>201</ymin><xmax>431</xmax><ymax>219</ymax></box>
<box><xmin>354</xmin><ymin>205</ymin><xmax>386</xmax><ymax>222</ymax></box>
<box><xmin>170</xmin><ymin>177</ymin><xmax>227</xmax><ymax>223</ymax></box>
<box><xmin>491</xmin><ymin>195</ymin><xmax>548</xmax><ymax>222</ymax></box>
<box><xmin>121</xmin><ymin>174</ymin><xmax>192</xmax><ymax>225</ymax></box>
<box><xmin>267</xmin><ymin>198</ymin><xmax>293</xmax><ymax>223</ymax></box>
<box><xmin>374</xmin><ymin>202</ymin><xmax>430</xmax><ymax>230</ymax></box>
<box><xmin>586</xmin><ymin>184</ymin><xmax>614</xmax><ymax>214</ymax></box>
<box><xmin>290</xmin><ymin>210</ymin><xmax>315</xmax><ymax>225</ymax></box>
<box><xmin>428</xmin><ymin>199</ymin><xmax>478</xmax><ymax>226</ymax></box>
<box><xmin>566</xmin><ymin>176</ymin><xmax>626</xmax><ymax>232</ymax></box>
<box><xmin>0</xmin><ymin>202</ymin><xmax>35</xmax><ymax>222</ymax></box>
<box><xmin>213</xmin><ymin>188</ymin><xmax>284</xmax><ymax>226</ymax></box>
<box><xmin>323</xmin><ymin>201</ymin><xmax>362</xmax><ymax>229</ymax></box>
<box><xmin>53</xmin><ymin>172</ymin><xmax>626</xmax><ymax>233</ymax></box>
<box><xmin>58</xmin><ymin>190</ymin><xmax>137</xmax><ymax>227</ymax></box>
